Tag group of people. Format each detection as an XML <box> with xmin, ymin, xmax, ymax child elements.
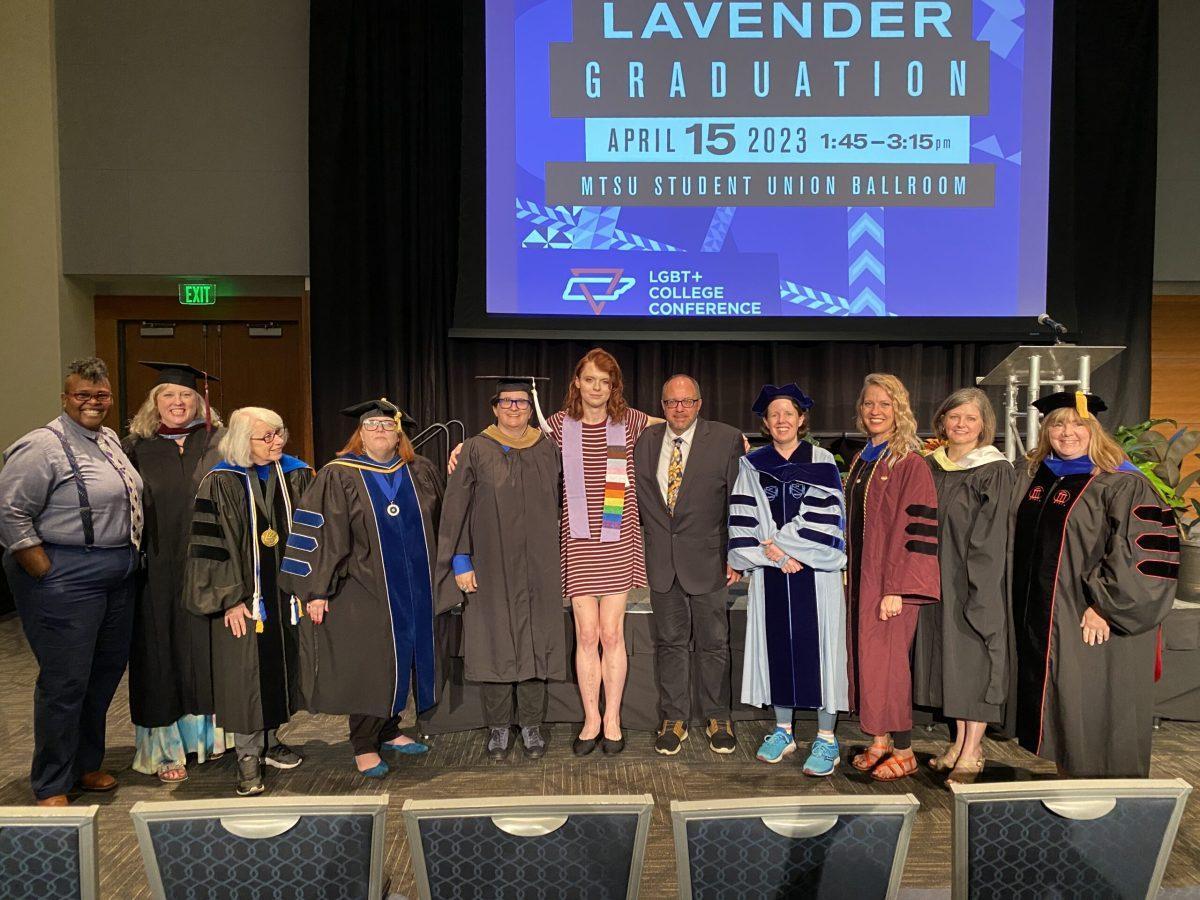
<box><xmin>0</xmin><ymin>348</ymin><xmax>1180</xmax><ymax>805</ymax></box>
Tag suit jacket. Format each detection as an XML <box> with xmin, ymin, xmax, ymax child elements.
<box><xmin>634</xmin><ymin>418</ymin><xmax>744</xmax><ymax>596</ymax></box>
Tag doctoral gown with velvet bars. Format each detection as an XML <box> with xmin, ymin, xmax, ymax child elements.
<box><xmin>433</xmin><ymin>433</ymin><xmax>566</xmax><ymax>683</ymax></box>
<box><xmin>912</xmin><ymin>451</ymin><xmax>1014</xmax><ymax>724</ymax></box>
<box><xmin>123</xmin><ymin>427</ymin><xmax>223</xmax><ymax>727</ymax></box>
<box><xmin>1011</xmin><ymin>463</ymin><xmax>1178</xmax><ymax>777</ymax></box>
<box><xmin>278</xmin><ymin>454</ymin><xmax>443</xmax><ymax>719</ymax></box>
<box><xmin>846</xmin><ymin>446</ymin><xmax>941</xmax><ymax>736</ymax></box>
<box><xmin>182</xmin><ymin>456</ymin><xmax>313</xmax><ymax>735</ymax></box>
<box><xmin>728</xmin><ymin>443</ymin><xmax>849</xmax><ymax>711</ymax></box>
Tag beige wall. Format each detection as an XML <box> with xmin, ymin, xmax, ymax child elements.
<box><xmin>0</xmin><ymin>1</ymin><xmax>94</xmax><ymax>449</ymax></box>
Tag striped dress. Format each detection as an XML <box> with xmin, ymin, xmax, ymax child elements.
<box><xmin>548</xmin><ymin>408</ymin><xmax>650</xmax><ymax>597</ymax></box>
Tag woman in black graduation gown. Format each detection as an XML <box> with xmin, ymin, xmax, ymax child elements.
<box><xmin>1012</xmin><ymin>392</ymin><xmax>1178</xmax><ymax>777</ymax></box>
<box><xmin>279</xmin><ymin>399</ymin><xmax>442</xmax><ymax>778</ymax></box>
<box><xmin>123</xmin><ymin>362</ymin><xmax>226</xmax><ymax>783</ymax></box>
<box><xmin>913</xmin><ymin>387</ymin><xmax>1014</xmax><ymax>785</ymax></box>
<box><xmin>183</xmin><ymin>406</ymin><xmax>314</xmax><ymax>796</ymax></box>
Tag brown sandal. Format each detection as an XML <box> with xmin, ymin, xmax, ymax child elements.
<box><xmin>871</xmin><ymin>752</ymin><xmax>918</xmax><ymax>782</ymax></box>
<box><xmin>852</xmin><ymin>741</ymin><xmax>893</xmax><ymax>772</ymax></box>
<box><xmin>946</xmin><ymin>756</ymin><xmax>985</xmax><ymax>785</ymax></box>
<box><xmin>928</xmin><ymin>745</ymin><xmax>961</xmax><ymax>772</ymax></box>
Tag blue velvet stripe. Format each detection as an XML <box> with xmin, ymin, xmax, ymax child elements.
<box><xmin>285</xmin><ymin>533</ymin><xmax>317</xmax><ymax>552</ymax></box>
<box><xmin>802</xmin><ymin>511</ymin><xmax>842</xmax><ymax>526</ymax></box>
<box><xmin>292</xmin><ymin>509</ymin><xmax>324</xmax><ymax>528</ymax></box>
<box><xmin>730</xmin><ymin>494</ymin><xmax>756</xmax><ymax>507</ymax></box>
<box><xmin>363</xmin><ymin>467</ymin><xmax>437</xmax><ymax>714</ymax></box>
<box><xmin>797</xmin><ymin>527</ymin><xmax>845</xmax><ymax>551</ymax></box>
<box><xmin>803</xmin><ymin>494</ymin><xmax>841</xmax><ymax>508</ymax></box>
<box><xmin>280</xmin><ymin>557</ymin><xmax>312</xmax><ymax>577</ymax></box>
<box><xmin>728</xmin><ymin>536</ymin><xmax>759</xmax><ymax>550</ymax></box>
<box><xmin>728</xmin><ymin>515</ymin><xmax>758</xmax><ymax>528</ymax></box>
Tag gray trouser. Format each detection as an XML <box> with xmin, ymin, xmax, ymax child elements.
<box><xmin>481</xmin><ymin>679</ymin><xmax>547</xmax><ymax>727</ymax></box>
<box><xmin>233</xmin><ymin>728</ymin><xmax>277</xmax><ymax>760</ymax></box>
<box><xmin>650</xmin><ymin>579</ymin><xmax>730</xmax><ymax>722</ymax></box>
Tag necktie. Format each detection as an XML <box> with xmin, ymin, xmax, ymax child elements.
<box><xmin>98</xmin><ymin>434</ymin><xmax>143</xmax><ymax>549</ymax></box>
<box><xmin>666</xmin><ymin>437</ymin><xmax>683</xmax><ymax>515</ymax></box>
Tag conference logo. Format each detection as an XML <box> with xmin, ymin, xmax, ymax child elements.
<box><xmin>1028</xmin><ymin>486</ymin><xmax>1044</xmax><ymax>502</ymax></box>
<box><xmin>563</xmin><ymin>268</ymin><xmax>636</xmax><ymax>315</ymax></box>
<box><xmin>1053</xmin><ymin>490</ymin><xmax>1071</xmax><ymax>506</ymax></box>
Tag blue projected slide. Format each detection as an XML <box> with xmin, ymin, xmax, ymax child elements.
<box><xmin>485</xmin><ymin>0</ymin><xmax>1054</xmax><ymax>319</ymax></box>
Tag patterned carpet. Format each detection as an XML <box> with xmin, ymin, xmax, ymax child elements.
<box><xmin>1</xmin><ymin>613</ymin><xmax>1198</xmax><ymax>897</ymax></box>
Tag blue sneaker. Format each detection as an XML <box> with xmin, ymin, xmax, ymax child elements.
<box><xmin>802</xmin><ymin>736</ymin><xmax>841</xmax><ymax>777</ymax></box>
<box><xmin>755</xmin><ymin>728</ymin><xmax>797</xmax><ymax>764</ymax></box>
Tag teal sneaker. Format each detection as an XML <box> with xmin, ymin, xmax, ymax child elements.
<box><xmin>755</xmin><ymin>728</ymin><xmax>797</xmax><ymax>764</ymax></box>
<box><xmin>802</xmin><ymin>736</ymin><xmax>841</xmax><ymax>776</ymax></box>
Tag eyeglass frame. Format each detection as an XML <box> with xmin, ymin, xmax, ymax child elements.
<box><xmin>361</xmin><ymin>418</ymin><xmax>400</xmax><ymax>432</ymax></box>
<box><xmin>65</xmin><ymin>391</ymin><xmax>114</xmax><ymax>404</ymax></box>
<box><xmin>662</xmin><ymin>397</ymin><xmax>700</xmax><ymax>409</ymax></box>
<box><xmin>251</xmin><ymin>428</ymin><xmax>288</xmax><ymax>444</ymax></box>
<box><xmin>495</xmin><ymin>397</ymin><xmax>532</xmax><ymax>410</ymax></box>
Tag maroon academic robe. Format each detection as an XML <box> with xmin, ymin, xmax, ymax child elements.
<box><xmin>846</xmin><ymin>445</ymin><xmax>941</xmax><ymax>735</ymax></box>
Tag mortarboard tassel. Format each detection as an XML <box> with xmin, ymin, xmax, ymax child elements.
<box><xmin>1075</xmin><ymin>390</ymin><xmax>1090</xmax><ymax>420</ymax></box>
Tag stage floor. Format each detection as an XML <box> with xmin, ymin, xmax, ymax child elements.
<box><xmin>2</xmin><ymin>614</ymin><xmax>1199</xmax><ymax>897</ymax></box>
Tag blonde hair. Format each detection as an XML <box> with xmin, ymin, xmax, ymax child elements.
<box><xmin>219</xmin><ymin>407</ymin><xmax>286</xmax><ymax>468</ymax></box>
<box><xmin>127</xmin><ymin>383</ymin><xmax>224</xmax><ymax>439</ymax></box>
<box><xmin>856</xmin><ymin>373</ymin><xmax>921</xmax><ymax>461</ymax></box>
<box><xmin>1026</xmin><ymin>407</ymin><xmax>1128</xmax><ymax>475</ymax></box>
<box><xmin>932</xmin><ymin>387</ymin><xmax>996</xmax><ymax>448</ymax></box>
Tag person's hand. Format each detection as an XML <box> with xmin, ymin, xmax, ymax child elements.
<box><xmin>307</xmin><ymin>599</ymin><xmax>328</xmax><ymax>624</ymax></box>
<box><xmin>762</xmin><ymin>539</ymin><xmax>786</xmax><ymax>562</ymax></box>
<box><xmin>780</xmin><ymin>557</ymin><xmax>803</xmax><ymax>575</ymax></box>
<box><xmin>447</xmin><ymin>443</ymin><xmax>463</xmax><ymax>475</ymax></box>
<box><xmin>13</xmin><ymin>545</ymin><xmax>51</xmax><ymax>579</ymax></box>
<box><xmin>225</xmin><ymin>604</ymin><xmax>253</xmax><ymax>638</ymax></box>
<box><xmin>725</xmin><ymin>564</ymin><xmax>741</xmax><ymax>586</ymax></box>
<box><xmin>742</xmin><ymin>434</ymin><xmax>751</xmax><ymax>454</ymax></box>
<box><xmin>1081</xmin><ymin>607</ymin><xmax>1111</xmax><ymax>646</ymax></box>
<box><xmin>455</xmin><ymin>570</ymin><xmax>478</xmax><ymax>593</ymax></box>
<box><xmin>879</xmin><ymin>594</ymin><xmax>903</xmax><ymax>621</ymax></box>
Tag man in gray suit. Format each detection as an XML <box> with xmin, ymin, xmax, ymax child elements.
<box><xmin>635</xmin><ymin>375</ymin><xmax>744</xmax><ymax>755</ymax></box>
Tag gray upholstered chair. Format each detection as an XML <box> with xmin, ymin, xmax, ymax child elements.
<box><xmin>129</xmin><ymin>795</ymin><xmax>388</xmax><ymax>899</ymax></box>
<box><xmin>0</xmin><ymin>805</ymin><xmax>99</xmax><ymax>900</ymax></box>
<box><xmin>950</xmin><ymin>779</ymin><xmax>1192</xmax><ymax>899</ymax></box>
<box><xmin>670</xmin><ymin>794</ymin><xmax>920</xmax><ymax>899</ymax></box>
<box><xmin>402</xmin><ymin>794</ymin><xmax>654</xmax><ymax>899</ymax></box>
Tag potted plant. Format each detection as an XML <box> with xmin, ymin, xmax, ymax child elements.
<box><xmin>1115</xmin><ymin>419</ymin><xmax>1200</xmax><ymax>600</ymax></box>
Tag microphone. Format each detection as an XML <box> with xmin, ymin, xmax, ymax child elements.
<box><xmin>1037</xmin><ymin>313</ymin><xmax>1069</xmax><ymax>335</ymax></box>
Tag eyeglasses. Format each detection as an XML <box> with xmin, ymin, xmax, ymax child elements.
<box><xmin>67</xmin><ymin>391</ymin><xmax>113</xmax><ymax>403</ymax></box>
<box><xmin>496</xmin><ymin>398</ymin><xmax>531</xmax><ymax>410</ymax></box>
<box><xmin>252</xmin><ymin>430</ymin><xmax>287</xmax><ymax>443</ymax></box>
<box><xmin>662</xmin><ymin>398</ymin><xmax>699</xmax><ymax>409</ymax></box>
<box><xmin>362</xmin><ymin>419</ymin><xmax>399</xmax><ymax>431</ymax></box>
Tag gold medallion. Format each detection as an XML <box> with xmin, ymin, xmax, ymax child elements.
<box><xmin>261</xmin><ymin>528</ymin><xmax>280</xmax><ymax>547</ymax></box>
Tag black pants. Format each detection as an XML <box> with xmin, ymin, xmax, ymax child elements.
<box><xmin>348</xmin><ymin>715</ymin><xmax>402</xmax><ymax>756</ymax></box>
<box><xmin>650</xmin><ymin>578</ymin><xmax>730</xmax><ymax>722</ymax></box>
<box><xmin>5</xmin><ymin>544</ymin><xmax>137</xmax><ymax>799</ymax></box>
<box><xmin>481</xmin><ymin>679</ymin><xmax>547</xmax><ymax>728</ymax></box>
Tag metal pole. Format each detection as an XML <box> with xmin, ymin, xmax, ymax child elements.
<box><xmin>1078</xmin><ymin>354</ymin><xmax>1093</xmax><ymax>393</ymax></box>
<box><xmin>1026</xmin><ymin>354</ymin><xmax>1042</xmax><ymax>450</ymax></box>
<box><xmin>1006</xmin><ymin>375</ymin><xmax>1020</xmax><ymax>462</ymax></box>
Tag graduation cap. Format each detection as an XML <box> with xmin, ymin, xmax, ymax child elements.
<box><xmin>751</xmin><ymin>383</ymin><xmax>814</xmax><ymax>416</ymax></box>
<box><xmin>1031</xmin><ymin>390</ymin><xmax>1107</xmax><ymax>420</ymax></box>
<box><xmin>141</xmin><ymin>361</ymin><xmax>218</xmax><ymax>431</ymax></box>
<box><xmin>140</xmin><ymin>361</ymin><xmax>218</xmax><ymax>391</ymax></box>
<box><xmin>475</xmin><ymin>375</ymin><xmax>552</xmax><ymax>433</ymax></box>
<box><xmin>340</xmin><ymin>397</ymin><xmax>417</xmax><ymax>430</ymax></box>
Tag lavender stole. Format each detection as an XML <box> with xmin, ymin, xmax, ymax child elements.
<box><xmin>562</xmin><ymin>415</ymin><xmax>628</xmax><ymax>542</ymax></box>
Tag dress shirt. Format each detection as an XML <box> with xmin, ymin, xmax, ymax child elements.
<box><xmin>656</xmin><ymin>418</ymin><xmax>699</xmax><ymax>505</ymax></box>
<box><xmin>0</xmin><ymin>413</ymin><xmax>143</xmax><ymax>550</ymax></box>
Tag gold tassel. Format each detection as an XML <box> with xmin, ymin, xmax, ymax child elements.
<box><xmin>255</xmin><ymin>620</ymin><xmax>264</xmax><ymax>634</ymax></box>
<box><xmin>1075</xmin><ymin>391</ymin><xmax>1090</xmax><ymax>419</ymax></box>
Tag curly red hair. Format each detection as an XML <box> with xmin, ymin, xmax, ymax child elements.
<box><xmin>562</xmin><ymin>348</ymin><xmax>628</xmax><ymax>422</ymax></box>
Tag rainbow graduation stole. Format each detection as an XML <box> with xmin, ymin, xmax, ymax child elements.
<box><xmin>563</xmin><ymin>415</ymin><xmax>628</xmax><ymax>543</ymax></box>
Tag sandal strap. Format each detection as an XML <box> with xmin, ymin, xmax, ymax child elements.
<box><xmin>871</xmin><ymin>753</ymin><xmax>917</xmax><ymax>781</ymax></box>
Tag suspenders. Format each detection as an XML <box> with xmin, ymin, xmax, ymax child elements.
<box><xmin>41</xmin><ymin>425</ymin><xmax>95</xmax><ymax>548</ymax></box>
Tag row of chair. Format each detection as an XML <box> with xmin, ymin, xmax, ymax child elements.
<box><xmin>0</xmin><ymin>779</ymin><xmax>1191</xmax><ymax>899</ymax></box>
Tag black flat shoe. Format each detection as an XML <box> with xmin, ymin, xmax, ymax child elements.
<box><xmin>601</xmin><ymin>736</ymin><xmax>625</xmax><ymax>755</ymax></box>
<box><xmin>573</xmin><ymin>736</ymin><xmax>598</xmax><ymax>757</ymax></box>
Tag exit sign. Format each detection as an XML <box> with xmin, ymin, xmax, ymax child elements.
<box><xmin>178</xmin><ymin>283</ymin><xmax>216</xmax><ymax>306</ymax></box>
